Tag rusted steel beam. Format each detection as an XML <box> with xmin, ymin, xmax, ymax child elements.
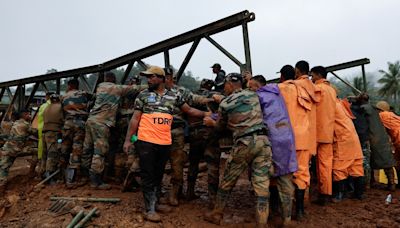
<box><xmin>176</xmin><ymin>38</ymin><xmax>201</xmax><ymax>81</ymax></box>
<box><xmin>56</xmin><ymin>78</ymin><xmax>61</xmax><ymax>94</ymax></box>
<box><xmin>205</xmin><ymin>35</ymin><xmax>242</xmax><ymax>67</ymax></box>
<box><xmin>242</xmin><ymin>22</ymin><xmax>252</xmax><ymax>73</ymax></box>
<box><xmin>121</xmin><ymin>61</ymin><xmax>135</xmax><ymax>85</ymax></box>
<box><xmin>164</xmin><ymin>51</ymin><xmax>170</xmax><ymax>68</ymax></box>
<box><xmin>79</xmin><ymin>75</ymin><xmax>91</xmax><ymax>92</ymax></box>
<box><xmin>0</xmin><ymin>88</ymin><xmax>5</xmax><ymax>103</ymax></box>
<box><xmin>2</xmin><ymin>85</ymin><xmax>21</xmax><ymax>122</ymax></box>
<box><xmin>326</xmin><ymin>58</ymin><xmax>370</xmax><ymax>73</ymax></box>
<box><xmin>24</xmin><ymin>82</ymin><xmax>40</xmax><ymax>109</ymax></box>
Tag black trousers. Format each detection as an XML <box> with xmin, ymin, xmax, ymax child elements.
<box><xmin>136</xmin><ymin>140</ymin><xmax>171</xmax><ymax>193</ymax></box>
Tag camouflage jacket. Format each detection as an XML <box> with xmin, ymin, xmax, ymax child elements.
<box><xmin>118</xmin><ymin>89</ymin><xmax>139</xmax><ymax>116</ymax></box>
<box><xmin>62</xmin><ymin>90</ymin><xmax>92</xmax><ymax>118</ymax></box>
<box><xmin>9</xmin><ymin>119</ymin><xmax>33</xmax><ymax>141</ymax></box>
<box><xmin>217</xmin><ymin>88</ymin><xmax>265</xmax><ymax>140</ymax></box>
<box><xmin>170</xmin><ymin>85</ymin><xmax>192</xmax><ymax>126</ymax></box>
<box><xmin>134</xmin><ymin>88</ymin><xmax>185</xmax><ymax>115</ymax></box>
<box><xmin>88</xmin><ymin>82</ymin><xmax>146</xmax><ymax>127</ymax></box>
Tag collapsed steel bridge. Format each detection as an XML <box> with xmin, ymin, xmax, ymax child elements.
<box><xmin>0</xmin><ymin>10</ymin><xmax>256</xmax><ymax>121</ymax></box>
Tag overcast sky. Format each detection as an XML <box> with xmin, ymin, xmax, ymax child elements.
<box><xmin>0</xmin><ymin>0</ymin><xmax>399</xmax><ymax>83</ymax></box>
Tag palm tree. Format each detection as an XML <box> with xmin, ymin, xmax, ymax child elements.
<box><xmin>378</xmin><ymin>61</ymin><xmax>400</xmax><ymax>104</ymax></box>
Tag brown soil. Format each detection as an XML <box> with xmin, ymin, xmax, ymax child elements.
<box><xmin>1</xmin><ymin>157</ymin><xmax>399</xmax><ymax>228</ymax></box>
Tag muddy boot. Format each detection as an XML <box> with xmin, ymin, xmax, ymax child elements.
<box><xmin>312</xmin><ymin>194</ymin><xmax>328</xmax><ymax>206</ymax></box>
<box><xmin>186</xmin><ymin>181</ymin><xmax>198</xmax><ymax>201</ymax></box>
<box><xmin>155</xmin><ymin>204</ymin><xmax>172</xmax><ymax>213</ymax></box>
<box><xmin>255</xmin><ymin>196</ymin><xmax>269</xmax><ymax>228</ymax></box>
<box><xmin>169</xmin><ymin>184</ymin><xmax>180</xmax><ymax>206</ymax></box>
<box><xmin>295</xmin><ymin>188</ymin><xmax>305</xmax><ymax>221</ymax></box>
<box><xmin>279</xmin><ymin>191</ymin><xmax>292</xmax><ymax>226</ymax></box>
<box><xmin>89</xmin><ymin>172</ymin><xmax>111</xmax><ymax>190</ymax></box>
<box><xmin>143</xmin><ymin>190</ymin><xmax>161</xmax><ymax>222</ymax></box>
<box><xmin>65</xmin><ymin>168</ymin><xmax>77</xmax><ymax>189</ymax></box>
<box><xmin>353</xmin><ymin>177</ymin><xmax>365</xmax><ymax>200</ymax></box>
<box><xmin>332</xmin><ymin>181</ymin><xmax>344</xmax><ymax>203</ymax></box>
<box><xmin>385</xmin><ymin>168</ymin><xmax>396</xmax><ymax>192</ymax></box>
<box><xmin>204</xmin><ymin>190</ymin><xmax>227</xmax><ymax>225</ymax></box>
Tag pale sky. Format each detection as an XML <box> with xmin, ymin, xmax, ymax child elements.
<box><xmin>0</xmin><ymin>0</ymin><xmax>399</xmax><ymax>83</ymax></box>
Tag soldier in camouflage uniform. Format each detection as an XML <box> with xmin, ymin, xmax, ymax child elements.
<box><xmin>0</xmin><ymin>110</ymin><xmax>35</xmax><ymax>196</ymax></box>
<box><xmin>82</xmin><ymin>72</ymin><xmax>145</xmax><ymax>190</ymax></box>
<box><xmin>0</xmin><ymin>116</ymin><xmax>15</xmax><ymax>148</ymax></box>
<box><xmin>164</xmin><ymin>67</ymin><xmax>192</xmax><ymax>206</ymax></box>
<box><xmin>123</xmin><ymin>66</ymin><xmax>206</xmax><ymax>222</ymax></box>
<box><xmin>61</xmin><ymin>79</ymin><xmax>92</xmax><ymax>188</ymax></box>
<box><xmin>203</xmin><ymin>73</ymin><xmax>273</xmax><ymax>227</ymax></box>
<box><xmin>42</xmin><ymin>94</ymin><xmax>64</xmax><ymax>183</ymax></box>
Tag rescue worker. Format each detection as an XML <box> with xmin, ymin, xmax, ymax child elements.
<box><xmin>249</xmin><ymin>75</ymin><xmax>297</xmax><ymax>226</ymax></box>
<box><xmin>360</xmin><ymin>96</ymin><xmax>397</xmax><ymax>191</ymax></box>
<box><xmin>0</xmin><ymin>110</ymin><xmax>35</xmax><ymax>196</ymax></box>
<box><xmin>123</xmin><ymin>66</ymin><xmax>207</xmax><ymax>222</ymax></box>
<box><xmin>61</xmin><ymin>79</ymin><xmax>92</xmax><ymax>189</ymax></box>
<box><xmin>37</xmin><ymin>92</ymin><xmax>53</xmax><ymax>176</ymax></box>
<box><xmin>42</xmin><ymin>94</ymin><xmax>64</xmax><ymax>183</ymax></box>
<box><xmin>376</xmin><ymin>100</ymin><xmax>400</xmax><ymax>184</ymax></box>
<box><xmin>0</xmin><ymin>114</ymin><xmax>16</xmax><ymax>147</ymax></box>
<box><xmin>310</xmin><ymin>66</ymin><xmax>337</xmax><ymax>205</ymax></box>
<box><xmin>203</xmin><ymin>73</ymin><xmax>273</xmax><ymax>227</ymax></box>
<box><xmin>211</xmin><ymin>63</ymin><xmax>226</xmax><ymax>92</ymax></box>
<box><xmin>82</xmin><ymin>72</ymin><xmax>146</xmax><ymax>190</ymax></box>
<box><xmin>278</xmin><ymin>63</ymin><xmax>320</xmax><ymax>220</ymax></box>
<box><xmin>332</xmin><ymin>99</ymin><xmax>365</xmax><ymax>201</ymax></box>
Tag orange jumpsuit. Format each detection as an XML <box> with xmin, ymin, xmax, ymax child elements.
<box><xmin>279</xmin><ymin>75</ymin><xmax>320</xmax><ymax>190</ymax></box>
<box><xmin>379</xmin><ymin>111</ymin><xmax>400</xmax><ymax>163</ymax></box>
<box><xmin>332</xmin><ymin>99</ymin><xmax>364</xmax><ymax>181</ymax></box>
<box><xmin>315</xmin><ymin>79</ymin><xmax>337</xmax><ymax>195</ymax></box>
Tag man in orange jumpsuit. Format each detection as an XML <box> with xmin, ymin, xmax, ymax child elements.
<box><xmin>278</xmin><ymin>61</ymin><xmax>320</xmax><ymax>220</ymax></box>
<box><xmin>310</xmin><ymin>66</ymin><xmax>337</xmax><ymax>205</ymax></box>
<box><xmin>332</xmin><ymin>99</ymin><xmax>364</xmax><ymax>201</ymax></box>
<box><xmin>376</xmin><ymin>100</ymin><xmax>400</xmax><ymax>183</ymax></box>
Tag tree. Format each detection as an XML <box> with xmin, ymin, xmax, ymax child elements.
<box><xmin>378</xmin><ymin>61</ymin><xmax>400</xmax><ymax>105</ymax></box>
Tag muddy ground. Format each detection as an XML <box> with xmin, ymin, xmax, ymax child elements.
<box><xmin>1</xmin><ymin>157</ymin><xmax>400</xmax><ymax>228</ymax></box>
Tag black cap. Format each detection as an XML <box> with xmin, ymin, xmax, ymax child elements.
<box><xmin>210</xmin><ymin>63</ymin><xmax>221</xmax><ymax>69</ymax></box>
<box><xmin>200</xmin><ymin>79</ymin><xmax>215</xmax><ymax>88</ymax></box>
<box><xmin>225</xmin><ymin>73</ymin><xmax>243</xmax><ymax>83</ymax></box>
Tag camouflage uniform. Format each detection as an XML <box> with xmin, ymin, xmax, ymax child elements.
<box><xmin>61</xmin><ymin>90</ymin><xmax>91</xmax><ymax>169</ymax></box>
<box><xmin>81</xmin><ymin>82</ymin><xmax>145</xmax><ymax>185</ymax></box>
<box><xmin>205</xmin><ymin>88</ymin><xmax>273</xmax><ymax>226</ymax></box>
<box><xmin>0</xmin><ymin>121</ymin><xmax>12</xmax><ymax>147</ymax></box>
<box><xmin>0</xmin><ymin>119</ymin><xmax>35</xmax><ymax>187</ymax></box>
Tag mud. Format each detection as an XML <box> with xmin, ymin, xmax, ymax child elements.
<box><xmin>0</xmin><ymin>157</ymin><xmax>399</xmax><ymax>228</ymax></box>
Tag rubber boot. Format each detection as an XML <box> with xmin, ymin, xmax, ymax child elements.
<box><xmin>186</xmin><ymin>180</ymin><xmax>198</xmax><ymax>201</ymax></box>
<box><xmin>143</xmin><ymin>190</ymin><xmax>161</xmax><ymax>222</ymax></box>
<box><xmin>89</xmin><ymin>172</ymin><xmax>111</xmax><ymax>190</ymax></box>
<box><xmin>332</xmin><ymin>181</ymin><xmax>344</xmax><ymax>203</ymax></box>
<box><xmin>312</xmin><ymin>194</ymin><xmax>328</xmax><ymax>206</ymax></box>
<box><xmin>169</xmin><ymin>184</ymin><xmax>180</xmax><ymax>206</ymax></box>
<box><xmin>255</xmin><ymin>196</ymin><xmax>269</xmax><ymax>228</ymax></box>
<box><xmin>295</xmin><ymin>188</ymin><xmax>305</xmax><ymax>221</ymax></box>
<box><xmin>65</xmin><ymin>168</ymin><xmax>77</xmax><ymax>189</ymax></box>
<box><xmin>385</xmin><ymin>168</ymin><xmax>396</xmax><ymax>192</ymax></box>
<box><xmin>279</xmin><ymin>191</ymin><xmax>292</xmax><ymax>226</ymax></box>
<box><xmin>353</xmin><ymin>176</ymin><xmax>365</xmax><ymax>200</ymax></box>
<box><xmin>204</xmin><ymin>190</ymin><xmax>227</xmax><ymax>225</ymax></box>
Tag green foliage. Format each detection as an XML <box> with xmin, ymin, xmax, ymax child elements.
<box><xmin>378</xmin><ymin>61</ymin><xmax>400</xmax><ymax>106</ymax></box>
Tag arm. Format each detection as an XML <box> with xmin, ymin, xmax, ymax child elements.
<box><xmin>123</xmin><ymin>110</ymin><xmax>142</xmax><ymax>153</ymax></box>
<box><xmin>180</xmin><ymin>103</ymin><xmax>208</xmax><ymax>118</ymax></box>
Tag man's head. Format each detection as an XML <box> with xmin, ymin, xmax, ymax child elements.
<box><xmin>104</xmin><ymin>72</ymin><xmax>116</xmax><ymax>83</ymax></box>
<box><xmin>376</xmin><ymin>101</ymin><xmax>390</xmax><ymax>112</ymax></box>
<box><xmin>249</xmin><ymin>75</ymin><xmax>266</xmax><ymax>92</ymax></box>
<box><xmin>295</xmin><ymin>60</ymin><xmax>309</xmax><ymax>78</ymax></box>
<box><xmin>18</xmin><ymin>109</ymin><xmax>31</xmax><ymax>121</ymax></box>
<box><xmin>140</xmin><ymin>65</ymin><xmax>166</xmax><ymax>91</ymax></box>
<box><xmin>355</xmin><ymin>92</ymin><xmax>369</xmax><ymax>105</ymax></box>
<box><xmin>45</xmin><ymin>91</ymin><xmax>55</xmax><ymax>101</ymax></box>
<box><xmin>310</xmin><ymin>66</ymin><xmax>327</xmax><ymax>83</ymax></box>
<box><xmin>224</xmin><ymin>73</ymin><xmax>243</xmax><ymax>95</ymax></box>
<box><xmin>200</xmin><ymin>79</ymin><xmax>214</xmax><ymax>91</ymax></box>
<box><xmin>211</xmin><ymin>63</ymin><xmax>221</xmax><ymax>74</ymax></box>
<box><xmin>126</xmin><ymin>75</ymin><xmax>141</xmax><ymax>85</ymax></box>
<box><xmin>279</xmin><ymin>65</ymin><xmax>295</xmax><ymax>82</ymax></box>
<box><xmin>164</xmin><ymin>67</ymin><xmax>176</xmax><ymax>89</ymax></box>
<box><xmin>50</xmin><ymin>94</ymin><xmax>61</xmax><ymax>103</ymax></box>
<box><xmin>67</xmin><ymin>79</ymin><xmax>79</xmax><ymax>91</ymax></box>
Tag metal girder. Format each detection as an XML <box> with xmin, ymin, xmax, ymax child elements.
<box><xmin>2</xmin><ymin>85</ymin><xmax>21</xmax><ymax>122</ymax></box>
<box><xmin>0</xmin><ymin>88</ymin><xmax>5</xmax><ymax>102</ymax></box>
<box><xmin>325</xmin><ymin>58</ymin><xmax>370</xmax><ymax>73</ymax></box>
<box><xmin>177</xmin><ymin>38</ymin><xmax>201</xmax><ymax>80</ymax></box>
<box><xmin>242</xmin><ymin>22</ymin><xmax>252</xmax><ymax>73</ymax></box>
<box><xmin>164</xmin><ymin>51</ymin><xmax>170</xmax><ymax>68</ymax></box>
<box><xmin>121</xmin><ymin>61</ymin><xmax>135</xmax><ymax>85</ymax></box>
<box><xmin>205</xmin><ymin>35</ymin><xmax>242</xmax><ymax>67</ymax></box>
<box><xmin>79</xmin><ymin>75</ymin><xmax>91</xmax><ymax>92</ymax></box>
<box><xmin>25</xmin><ymin>82</ymin><xmax>40</xmax><ymax>109</ymax></box>
<box><xmin>330</xmin><ymin>71</ymin><xmax>362</xmax><ymax>95</ymax></box>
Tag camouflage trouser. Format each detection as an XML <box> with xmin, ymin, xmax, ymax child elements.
<box><xmin>170</xmin><ymin>127</ymin><xmax>186</xmax><ymax>186</ymax></box>
<box><xmin>0</xmin><ymin>141</ymin><xmax>26</xmax><ymax>186</ymax></box>
<box><xmin>82</xmin><ymin>120</ymin><xmax>110</xmax><ymax>175</ymax></box>
<box><xmin>61</xmin><ymin>118</ymin><xmax>86</xmax><ymax>169</ymax></box>
<box><xmin>41</xmin><ymin>131</ymin><xmax>60</xmax><ymax>173</ymax></box>
<box><xmin>361</xmin><ymin>141</ymin><xmax>371</xmax><ymax>187</ymax></box>
<box><xmin>204</xmin><ymin>133</ymin><xmax>222</xmax><ymax>198</ymax></box>
<box><xmin>218</xmin><ymin>134</ymin><xmax>273</xmax><ymax>198</ymax></box>
<box><xmin>188</xmin><ymin>126</ymin><xmax>212</xmax><ymax>183</ymax></box>
<box><xmin>276</xmin><ymin>173</ymin><xmax>294</xmax><ymax>219</ymax></box>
